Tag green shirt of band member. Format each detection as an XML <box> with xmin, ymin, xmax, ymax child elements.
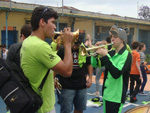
<box><xmin>91</xmin><ymin>25</ymin><xmax>132</xmax><ymax>113</ymax></box>
<box><xmin>20</xmin><ymin>6</ymin><xmax>74</xmax><ymax>113</ymax></box>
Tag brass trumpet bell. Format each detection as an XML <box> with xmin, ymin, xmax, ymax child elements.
<box><xmin>80</xmin><ymin>43</ymin><xmax>113</xmax><ymax>56</ymax></box>
<box><xmin>52</xmin><ymin>29</ymin><xmax>79</xmax><ymax>45</ymax></box>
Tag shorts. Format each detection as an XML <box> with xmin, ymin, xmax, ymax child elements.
<box><xmin>60</xmin><ymin>88</ymin><xmax>87</xmax><ymax>113</ymax></box>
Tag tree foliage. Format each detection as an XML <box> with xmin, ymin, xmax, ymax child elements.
<box><xmin>138</xmin><ymin>5</ymin><xmax>150</xmax><ymax>20</ymax></box>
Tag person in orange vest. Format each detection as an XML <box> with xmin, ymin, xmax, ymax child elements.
<box><xmin>130</xmin><ymin>41</ymin><xmax>142</xmax><ymax>103</ymax></box>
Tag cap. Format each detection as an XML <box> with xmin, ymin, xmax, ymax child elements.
<box><xmin>109</xmin><ymin>25</ymin><xmax>127</xmax><ymax>43</ymax></box>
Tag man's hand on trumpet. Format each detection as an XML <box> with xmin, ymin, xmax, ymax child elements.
<box><xmin>61</xmin><ymin>27</ymin><xmax>74</xmax><ymax>46</ymax></box>
<box><xmin>95</xmin><ymin>41</ymin><xmax>102</xmax><ymax>46</ymax></box>
<box><xmin>96</xmin><ymin>47</ymin><xmax>108</xmax><ymax>57</ymax></box>
<box><xmin>94</xmin><ymin>40</ymin><xmax>108</xmax><ymax>57</ymax></box>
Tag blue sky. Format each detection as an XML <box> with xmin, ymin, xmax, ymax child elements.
<box><xmin>12</xmin><ymin>0</ymin><xmax>150</xmax><ymax>18</ymax></box>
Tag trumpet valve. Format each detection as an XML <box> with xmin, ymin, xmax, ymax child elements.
<box><xmin>79</xmin><ymin>45</ymin><xmax>87</xmax><ymax>56</ymax></box>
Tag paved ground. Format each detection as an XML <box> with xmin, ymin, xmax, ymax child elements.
<box><xmin>0</xmin><ymin>74</ymin><xmax>150</xmax><ymax>113</ymax></box>
<box><xmin>55</xmin><ymin>74</ymin><xmax>150</xmax><ymax>113</ymax></box>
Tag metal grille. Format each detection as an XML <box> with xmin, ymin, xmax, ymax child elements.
<box><xmin>139</xmin><ymin>30</ymin><xmax>150</xmax><ymax>54</ymax></box>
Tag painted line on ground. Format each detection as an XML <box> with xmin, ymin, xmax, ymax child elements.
<box><xmin>123</xmin><ymin>101</ymin><xmax>139</xmax><ymax>108</ymax></box>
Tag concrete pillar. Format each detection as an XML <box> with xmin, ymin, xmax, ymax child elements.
<box><xmin>92</xmin><ymin>20</ymin><xmax>95</xmax><ymax>44</ymax></box>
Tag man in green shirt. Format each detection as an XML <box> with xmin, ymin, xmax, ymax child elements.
<box><xmin>94</xmin><ymin>25</ymin><xmax>132</xmax><ymax>113</ymax></box>
<box><xmin>20</xmin><ymin>6</ymin><xmax>73</xmax><ymax>113</ymax></box>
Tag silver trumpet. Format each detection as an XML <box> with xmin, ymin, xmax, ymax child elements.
<box><xmin>80</xmin><ymin>43</ymin><xmax>113</xmax><ymax>56</ymax></box>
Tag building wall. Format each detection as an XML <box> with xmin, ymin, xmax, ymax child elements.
<box><xmin>0</xmin><ymin>11</ymin><xmax>31</xmax><ymax>56</ymax></box>
<box><xmin>1</xmin><ymin>10</ymin><xmax>150</xmax><ymax>45</ymax></box>
<box><xmin>0</xmin><ymin>11</ymin><xmax>31</xmax><ymax>43</ymax></box>
<box><xmin>0</xmin><ymin>12</ymin><xmax>6</xmax><ymax>45</ymax></box>
<box><xmin>75</xmin><ymin>19</ymin><xmax>93</xmax><ymax>37</ymax></box>
<box><xmin>1</xmin><ymin>6</ymin><xmax>150</xmax><ymax>56</ymax></box>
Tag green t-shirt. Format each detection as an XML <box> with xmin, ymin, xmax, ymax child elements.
<box><xmin>103</xmin><ymin>52</ymin><xmax>128</xmax><ymax>103</ymax></box>
<box><xmin>50</xmin><ymin>41</ymin><xmax>57</xmax><ymax>52</ymax></box>
<box><xmin>91</xmin><ymin>46</ymin><xmax>132</xmax><ymax>103</ymax></box>
<box><xmin>20</xmin><ymin>36</ymin><xmax>61</xmax><ymax>113</ymax></box>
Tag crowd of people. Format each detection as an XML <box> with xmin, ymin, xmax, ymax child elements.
<box><xmin>0</xmin><ymin>6</ymin><xmax>149</xmax><ymax>113</ymax></box>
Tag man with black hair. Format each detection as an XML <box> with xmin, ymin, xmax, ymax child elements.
<box><xmin>57</xmin><ymin>33</ymin><xmax>93</xmax><ymax>113</ymax></box>
<box><xmin>20</xmin><ymin>6</ymin><xmax>73</xmax><ymax>113</ymax></box>
<box><xmin>7</xmin><ymin>24</ymin><xmax>32</xmax><ymax>67</ymax></box>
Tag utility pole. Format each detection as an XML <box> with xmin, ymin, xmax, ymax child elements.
<box><xmin>5</xmin><ymin>0</ymin><xmax>11</xmax><ymax>49</ymax></box>
<box><xmin>137</xmin><ymin>1</ymin><xmax>139</xmax><ymax>18</ymax></box>
<box><xmin>62</xmin><ymin>0</ymin><xmax>64</xmax><ymax>15</ymax></box>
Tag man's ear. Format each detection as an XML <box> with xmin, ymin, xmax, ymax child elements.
<box><xmin>39</xmin><ymin>18</ymin><xmax>45</xmax><ymax>27</ymax></box>
<box><xmin>22</xmin><ymin>34</ymin><xmax>26</xmax><ymax>41</ymax></box>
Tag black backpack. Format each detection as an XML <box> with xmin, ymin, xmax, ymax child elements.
<box><xmin>0</xmin><ymin>53</ymin><xmax>49</xmax><ymax>113</ymax></box>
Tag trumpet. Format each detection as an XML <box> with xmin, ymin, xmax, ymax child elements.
<box><xmin>80</xmin><ymin>43</ymin><xmax>113</xmax><ymax>56</ymax></box>
<box><xmin>52</xmin><ymin>29</ymin><xmax>79</xmax><ymax>45</ymax></box>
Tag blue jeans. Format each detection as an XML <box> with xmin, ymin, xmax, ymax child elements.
<box><xmin>60</xmin><ymin>88</ymin><xmax>87</xmax><ymax>113</ymax></box>
<box><xmin>95</xmin><ymin>67</ymin><xmax>105</xmax><ymax>92</ymax></box>
<box><xmin>140</xmin><ymin>66</ymin><xmax>147</xmax><ymax>92</ymax></box>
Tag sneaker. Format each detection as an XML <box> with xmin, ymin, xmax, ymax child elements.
<box><xmin>127</xmin><ymin>93</ymin><xmax>130</xmax><ymax>96</ymax></box>
<box><xmin>130</xmin><ymin>98</ymin><xmax>134</xmax><ymax>103</ymax></box>
<box><xmin>133</xmin><ymin>97</ymin><xmax>137</xmax><ymax>101</ymax></box>
<box><xmin>139</xmin><ymin>92</ymin><xmax>148</xmax><ymax>96</ymax></box>
<box><xmin>94</xmin><ymin>92</ymin><xmax>100</xmax><ymax>97</ymax></box>
<box><xmin>87</xmin><ymin>92</ymin><xmax>100</xmax><ymax>97</ymax></box>
<box><xmin>130</xmin><ymin>96</ymin><xmax>137</xmax><ymax>103</ymax></box>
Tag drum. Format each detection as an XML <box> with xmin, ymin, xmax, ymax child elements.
<box><xmin>125</xmin><ymin>105</ymin><xmax>150</xmax><ymax>113</ymax></box>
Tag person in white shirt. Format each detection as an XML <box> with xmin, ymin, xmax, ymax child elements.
<box><xmin>0</xmin><ymin>44</ymin><xmax>8</xmax><ymax>59</ymax></box>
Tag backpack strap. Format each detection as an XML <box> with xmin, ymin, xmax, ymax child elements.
<box><xmin>12</xmin><ymin>43</ymin><xmax>22</xmax><ymax>60</ymax></box>
<box><xmin>13</xmin><ymin>43</ymin><xmax>50</xmax><ymax>92</ymax></box>
<box><xmin>38</xmin><ymin>69</ymin><xmax>50</xmax><ymax>92</ymax></box>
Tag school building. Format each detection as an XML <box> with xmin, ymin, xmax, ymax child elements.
<box><xmin>0</xmin><ymin>0</ymin><xmax>150</xmax><ymax>56</ymax></box>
